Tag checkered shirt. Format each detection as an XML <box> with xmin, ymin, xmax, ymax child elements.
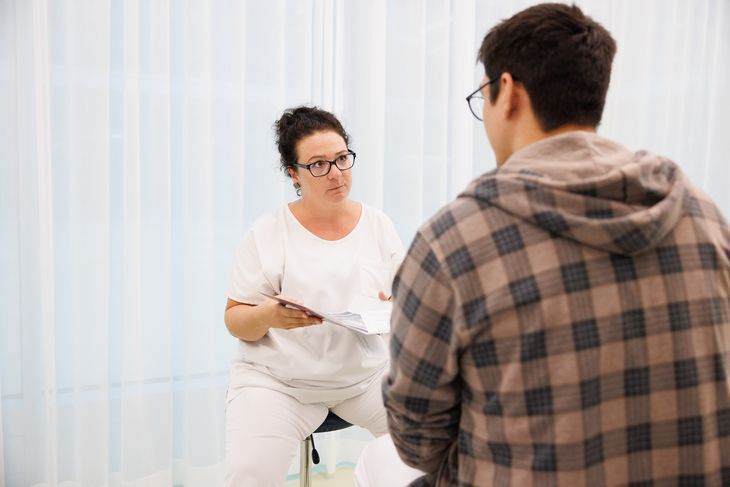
<box><xmin>383</xmin><ymin>132</ymin><xmax>730</xmax><ymax>487</ymax></box>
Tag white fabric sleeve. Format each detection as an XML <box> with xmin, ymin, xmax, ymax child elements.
<box><xmin>227</xmin><ymin>229</ymin><xmax>278</xmax><ymax>305</ymax></box>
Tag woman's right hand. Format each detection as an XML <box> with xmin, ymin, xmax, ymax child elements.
<box><xmin>224</xmin><ymin>296</ymin><xmax>322</xmax><ymax>342</ymax></box>
<box><xmin>259</xmin><ymin>296</ymin><xmax>323</xmax><ymax>330</ymax></box>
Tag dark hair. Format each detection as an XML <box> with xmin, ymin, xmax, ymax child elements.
<box><xmin>478</xmin><ymin>3</ymin><xmax>616</xmax><ymax>131</ymax></box>
<box><xmin>274</xmin><ymin>106</ymin><xmax>351</xmax><ymax>176</ymax></box>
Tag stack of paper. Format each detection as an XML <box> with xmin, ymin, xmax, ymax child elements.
<box><xmin>322</xmin><ymin>310</ymin><xmax>391</xmax><ymax>335</ymax></box>
<box><xmin>260</xmin><ymin>293</ymin><xmax>392</xmax><ymax>335</ymax></box>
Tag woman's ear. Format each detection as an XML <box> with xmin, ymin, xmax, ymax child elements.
<box><xmin>287</xmin><ymin>167</ymin><xmax>298</xmax><ymax>184</ymax></box>
<box><xmin>288</xmin><ymin>167</ymin><xmax>303</xmax><ymax>196</ymax></box>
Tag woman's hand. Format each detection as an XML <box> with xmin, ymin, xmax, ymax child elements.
<box><xmin>378</xmin><ymin>291</ymin><xmax>392</xmax><ymax>302</ymax></box>
<box><xmin>260</xmin><ymin>296</ymin><xmax>322</xmax><ymax>330</ymax></box>
<box><xmin>224</xmin><ymin>296</ymin><xmax>321</xmax><ymax>342</ymax></box>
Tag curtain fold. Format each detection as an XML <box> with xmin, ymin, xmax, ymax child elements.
<box><xmin>1</xmin><ymin>0</ymin><xmax>729</xmax><ymax>485</ymax></box>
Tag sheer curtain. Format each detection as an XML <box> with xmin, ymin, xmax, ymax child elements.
<box><xmin>1</xmin><ymin>0</ymin><xmax>728</xmax><ymax>485</ymax></box>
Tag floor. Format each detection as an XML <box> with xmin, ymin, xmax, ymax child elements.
<box><xmin>283</xmin><ymin>466</ymin><xmax>356</xmax><ymax>486</ymax></box>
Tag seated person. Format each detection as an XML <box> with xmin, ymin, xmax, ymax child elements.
<box><xmin>223</xmin><ymin>106</ymin><xmax>404</xmax><ymax>486</ymax></box>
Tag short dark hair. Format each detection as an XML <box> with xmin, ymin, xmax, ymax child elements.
<box><xmin>478</xmin><ymin>3</ymin><xmax>616</xmax><ymax>131</ymax></box>
<box><xmin>274</xmin><ymin>106</ymin><xmax>351</xmax><ymax>176</ymax></box>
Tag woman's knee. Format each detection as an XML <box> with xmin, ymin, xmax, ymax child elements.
<box><xmin>367</xmin><ymin>411</ymin><xmax>389</xmax><ymax>437</ymax></box>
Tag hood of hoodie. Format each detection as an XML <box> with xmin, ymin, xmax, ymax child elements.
<box><xmin>460</xmin><ymin>131</ymin><xmax>688</xmax><ymax>256</ymax></box>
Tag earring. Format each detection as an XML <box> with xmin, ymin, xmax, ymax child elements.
<box><xmin>293</xmin><ymin>182</ymin><xmax>302</xmax><ymax>197</ymax></box>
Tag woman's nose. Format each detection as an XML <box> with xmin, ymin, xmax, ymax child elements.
<box><xmin>327</xmin><ymin>164</ymin><xmax>343</xmax><ymax>178</ymax></box>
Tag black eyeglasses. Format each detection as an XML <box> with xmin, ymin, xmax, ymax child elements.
<box><xmin>292</xmin><ymin>151</ymin><xmax>356</xmax><ymax>177</ymax></box>
<box><xmin>465</xmin><ymin>78</ymin><xmax>500</xmax><ymax>121</ymax></box>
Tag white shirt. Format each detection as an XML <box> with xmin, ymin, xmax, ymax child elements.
<box><xmin>227</xmin><ymin>203</ymin><xmax>405</xmax><ymax>403</ymax></box>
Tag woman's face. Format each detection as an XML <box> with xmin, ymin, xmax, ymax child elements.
<box><xmin>289</xmin><ymin>130</ymin><xmax>352</xmax><ymax>205</ymax></box>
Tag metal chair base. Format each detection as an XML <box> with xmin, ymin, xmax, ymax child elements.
<box><xmin>299</xmin><ymin>412</ymin><xmax>352</xmax><ymax>487</ymax></box>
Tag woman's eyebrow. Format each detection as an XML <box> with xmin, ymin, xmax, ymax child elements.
<box><xmin>305</xmin><ymin>149</ymin><xmax>348</xmax><ymax>162</ymax></box>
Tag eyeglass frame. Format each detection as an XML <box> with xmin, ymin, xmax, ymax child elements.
<box><xmin>291</xmin><ymin>150</ymin><xmax>357</xmax><ymax>177</ymax></box>
<box><xmin>465</xmin><ymin>77</ymin><xmax>500</xmax><ymax>122</ymax></box>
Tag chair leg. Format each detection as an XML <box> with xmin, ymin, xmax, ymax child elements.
<box><xmin>325</xmin><ymin>433</ymin><xmax>338</xmax><ymax>476</ymax></box>
<box><xmin>300</xmin><ymin>436</ymin><xmax>312</xmax><ymax>487</ymax></box>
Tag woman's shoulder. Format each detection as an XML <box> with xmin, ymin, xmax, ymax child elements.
<box><xmin>247</xmin><ymin>205</ymin><xmax>288</xmax><ymax>235</ymax></box>
<box><xmin>251</xmin><ymin>204</ymin><xmax>288</xmax><ymax>230</ymax></box>
<box><xmin>359</xmin><ymin>202</ymin><xmax>394</xmax><ymax>226</ymax></box>
<box><xmin>358</xmin><ymin>202</ymin><xmax>401</xmax><ymax>242</ymax></box>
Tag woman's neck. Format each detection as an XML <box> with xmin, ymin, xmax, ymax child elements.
<box><xmin>288</xmin><ymin>199</ymin><xmax>361</xmax><ymax>240</ymax></box>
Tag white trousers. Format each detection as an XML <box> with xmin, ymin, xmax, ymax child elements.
<box><xmin>224</xmin><ymin>378</ymin><xmax>388</xmax><ymax>487</ymax></box>
<box><xmin>354</xmin><ymin>434</ymin><xmax>425</xmax><ymax>487</ymax></box>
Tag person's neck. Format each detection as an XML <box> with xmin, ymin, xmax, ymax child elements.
<box><xmin>289</xmin><ymin>198</ymin><xmax>360</xmax><ymax>240</ymax></box>
<box><xmin>503</xmin><ymin>123</ymin><xmax>596</xmax><ymax>166</ymax></box>
<box><xmin>293</xmin><ymin>198</ymin><xmax>355</xmax><ymax>221</ymax></box>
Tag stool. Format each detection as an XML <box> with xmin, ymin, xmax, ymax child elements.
<box><xmin>299</xmin><ymin>411</ymin><xmax>352</xmax><ymax>487</ymax></box>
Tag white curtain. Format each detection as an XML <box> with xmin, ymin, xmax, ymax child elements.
<box><xmin>1</xmin><ymin>0</ymin><xmax>728</xmax><ymax>485</ymax></box>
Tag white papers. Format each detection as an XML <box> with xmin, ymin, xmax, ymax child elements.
<box><xmin>322</xmin><ymin>309</ymin><xmax>392</xmax><ymax>335</ymax></box>
<box><xmin>260</xmin><ymin>293</ymin><xmax>391</xmax><ymax>335</ymax></box>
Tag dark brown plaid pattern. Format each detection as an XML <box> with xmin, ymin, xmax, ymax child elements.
<box><xmin>384</xmin><ymin>133</ymin><xmax>730</xmax><ymax>487</ymax></box>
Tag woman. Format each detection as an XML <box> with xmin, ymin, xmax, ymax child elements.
<box><xmin>224</xmin><ymin>106</ymin><xmax>404</xmax><ymax>486</ymax></box>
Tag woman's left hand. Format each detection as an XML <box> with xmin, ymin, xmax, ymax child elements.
<box><xmin>378</xmin><ymin>291</ymin><xmax>392</xmax><ymax>302</ymax></box>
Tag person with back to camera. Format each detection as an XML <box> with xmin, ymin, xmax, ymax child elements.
<box><xmin>223</xmin><ymin>106</ymin><xmax>404</xmax><ymax>486</ymax></box>
<box><xmin>354</xmin><ymin>3</ymin><xmax>730</xmax><ymax>486</ymax></box>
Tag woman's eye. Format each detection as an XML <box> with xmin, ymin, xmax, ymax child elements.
<box><xmin>312</xmin><ymin>161</ymin><xmax>327</xmax><ymax>169</ymax></box>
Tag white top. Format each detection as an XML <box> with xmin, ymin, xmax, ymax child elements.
<box><xmin>227</xmin><ymin>203</ymin><xmax>405</xmax><ymax>403</ymax></box>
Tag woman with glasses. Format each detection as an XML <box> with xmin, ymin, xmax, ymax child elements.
<box><xmin>223</xmin><ymin>106</ymin><xmax>404</xmax><ymax>486</ymax></box>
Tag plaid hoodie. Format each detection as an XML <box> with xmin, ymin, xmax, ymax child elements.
<box><xmin>384</xmin><ymin>132</ymin><xmax>730</xmax><ymax>487</ymax></box>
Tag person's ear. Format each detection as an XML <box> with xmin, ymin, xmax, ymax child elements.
<box><xmin>288</xmin><ymin>167</ymin><xmax>299</xmax><ymax>184</ymax></box>
<box><xmin>500</xmin><ymin>72</ymin><xmax>519</xmax><ymax>119</ymax></box>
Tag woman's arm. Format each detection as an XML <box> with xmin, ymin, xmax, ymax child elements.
<box><xmin>224</xmin><ymin>298</ymin><xmax>322</xmax><ymax>342</ymax></box>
